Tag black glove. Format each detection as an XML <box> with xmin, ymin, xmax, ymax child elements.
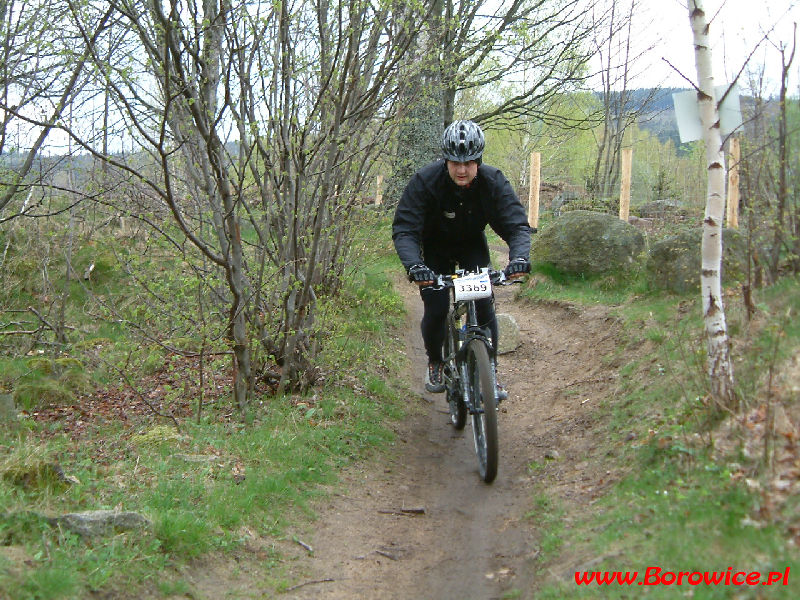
<box><xmin>504</xmin><ymin>257</ymin><xmax>531</xmax><ymax>277</ymax></box>
<box><xmin>407</xmin><ymin>263</ymin><xmax>436</xmax><ymax>284</ymax></box>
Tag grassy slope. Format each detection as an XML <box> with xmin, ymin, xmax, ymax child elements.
<box><xmin>0</xmin><ymin>220</ymin><xmax>409</xmax><ymax>598</ymax></box>
<box><xmin>518</xmin><ymin>268</ymin><xmax>800</xmax><ymax>599</ymax></box>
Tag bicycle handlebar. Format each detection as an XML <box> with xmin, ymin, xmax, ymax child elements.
<box><xmin>427</xmin><ymin>268</ymin><xmax>521</xmax><ymax>290</ymax></box>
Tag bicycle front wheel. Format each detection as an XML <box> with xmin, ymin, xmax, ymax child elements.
<box><xmin>466</xmin><ymin>339</ymin><xmax>498</xmax><ymax>483</ymax></box>
<box><xmin>446</xmin><ymin>316</ymin><xmax>467</xmax><ymax>430</ymax></box>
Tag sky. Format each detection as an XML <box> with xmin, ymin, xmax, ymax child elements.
<box><xmin>629</xmin><ymin>0</ymin><xmax>799</xmax><ymax>92</ymax></box>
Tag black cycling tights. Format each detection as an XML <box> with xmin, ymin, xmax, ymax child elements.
<box><xmin>420</xmin><ymin>285</ymin><xmax>497</xmax><ymax>363</ymax></box>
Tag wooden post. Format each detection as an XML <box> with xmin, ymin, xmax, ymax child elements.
<box><xmin>726</xmin><ymin>137</ymin><xmax>740</xmax><ymax>229</ymax></box>
<box><xmin>528</xmin><ymin>152</ymin><xmax>540</xmax><ymax>229</ymax></box>
<box><xmin>375</xmin><ymin>174</ymin><xmax>384</xmax><ymax>206</ymax></box>
<box><xmin>619</xmin><ymin>147</ymin><xmax>633</xmax><ymax>221</ymax></box>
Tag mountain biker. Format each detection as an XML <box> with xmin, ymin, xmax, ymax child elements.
<box><xmin>392</xmin><ymin>119</ymin><xmax>533</xmax><ymax>395</ymax></box>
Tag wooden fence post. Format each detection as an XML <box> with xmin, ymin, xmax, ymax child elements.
<box><xmin>375</xmin><ymin>174</ymin><xmax>384</xmax><ymax>206</ymax></box>
<box><xmin>619</xmin><ymin>147</ymin><xmax>633</xmax><ymax>221</ymax></box>
<box><xmin>726</xmin><ymin>137</ymin><xmax>740</xmax><ymax>229</ymax></box>
<box><xmin>528</xmin><ymin>152</ymin><xmax>540</xmax><ymax>229</ymax></box>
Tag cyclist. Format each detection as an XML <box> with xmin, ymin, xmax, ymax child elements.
<box><xmin>392</xmin><ymin>119</ymin><xmax>533</xmax><ymax>395</ymax></box>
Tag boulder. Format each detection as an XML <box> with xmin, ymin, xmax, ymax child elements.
<box><xmin>646</xmin><ymin>228</ymin><xmax>747</xmax><ymax>293</ymax></box>
<box><xmin>636</xmin><ymin>199</ymin><xmax>688</xmax><ymax>219</ymax></box>
<box><xmin>53</xmin><ymin>510</ymin><xmax>151</xmax><ymax>537</ymax></box>
<box><xmin>532</xmin><ymin>210</ymin><xmax>645</xmax><ymax>275</ymax></box>
<box><xmin>496</xmin><ymin>313</ymin><xmax>521</xmax><ymax>354</ymax></box>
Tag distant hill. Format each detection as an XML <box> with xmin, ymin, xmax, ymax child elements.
<box><xmin>594</xmin><ymin>87</ymin><xmax>690</xmax><ymax>150</ymax></box>
<box><xmin>601</xmin><ymin>87</ymin><xmax>776</xmax><ymax>153</ymax></box>
<box><xmin>637</xmin><ymin>88</ymin><xmax>687</xmax><ymax>150</ymax></box>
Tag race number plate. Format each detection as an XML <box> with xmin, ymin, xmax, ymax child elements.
<box><xmin>453</xmin><ymin>272</ymin><xmax>492</xmax><ymax>301</ymax></box>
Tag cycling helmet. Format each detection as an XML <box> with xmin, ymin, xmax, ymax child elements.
<box><xmin>441</xmin><ymin>120</ymin><xmax>485</xmax><ymax>163</ymax></box>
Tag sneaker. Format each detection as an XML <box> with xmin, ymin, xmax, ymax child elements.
<box><xmin>495</xmin><ymin>383</ymin><xmax>508</xmax><ymax>403</ymax></box>
<box><xmin>425</xmin><ymin>361</ymin><xmax>445</xmax><ymax>393</ymax></box>
<box><xmin>495</xmin><ymin>369</ymin><xmax>508</xmax><ymax>403</ymax></box>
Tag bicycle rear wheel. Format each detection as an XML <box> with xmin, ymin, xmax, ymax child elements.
<box><xmin>466</xmin><ymin>339</ymin><xmax>498</xmax><ymax>483</ymax></box>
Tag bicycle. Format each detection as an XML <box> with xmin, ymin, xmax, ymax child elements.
<box><xmin>430</xmin><ymin>267</ymin><xmax>520</xmax><ymax>483</ymax></box>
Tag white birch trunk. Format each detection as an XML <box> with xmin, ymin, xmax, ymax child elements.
<box><xmin>688</xmin><ymin>0</ymin><xmax>735</xmax><ymax>406</ymax></box>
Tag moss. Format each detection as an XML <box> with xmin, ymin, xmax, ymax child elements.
<box><xmin>130</xmin><ymin>425</ymin><xmax>184</xmax><ymax>450</ymax></box>
<box><xmin>13</xmin><ymin>380</ymin><xmax>73</xmax><ymax>410</ymax></box>
<box><xmin>1</xmin><ymin>461</ymin><xmax>70</xmax><ymax>491</ymax></box>
<box><xmin>25</xmin><ymin>358</ymin><xmax>55</xmax><ymax>374</ymax></box>
<box><xmin>54</xmin><ymin>357</ymin><xmax>84</xmax><ymax>371</ymax></box>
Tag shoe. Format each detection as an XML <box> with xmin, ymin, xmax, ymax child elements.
<box><xmin>495</xmin><ymin>384</ymin><xmax>508</xmax><ymax>403</ymax></box>
<box><xmin>495</xmin><ymin>368</ymin><xmax>508</xmax><ymax>403</ymax></box>
<box><xmin>425</xmin><ymin>361</ymin><xmax>445</xmax><ymax>393</ymax></box>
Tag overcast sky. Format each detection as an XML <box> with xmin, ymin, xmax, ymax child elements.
<box><xmin>629</xmin><ymin>0</ymin><xmax>798</xmax><ymax>91</ymax></box>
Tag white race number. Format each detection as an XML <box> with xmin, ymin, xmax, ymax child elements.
<box><xmin>453</xmin><ymin>272</ymin><xmax>492</xmax><ymax>301</ymax></box>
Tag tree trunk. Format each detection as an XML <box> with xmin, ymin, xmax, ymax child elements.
<box><xmin>688</xmin><ymin>0</ymin><xmax>736</xmax><ymax>408</ymax></box>
<box><xmin>775</xmin><ymin>30</ymin><xmax>797</xmax><ymax>274</ymax></box>
<box><xmin>385</xmin><ymin>0</ymin><xmax>443</xmax><ymax>206</ymax></box>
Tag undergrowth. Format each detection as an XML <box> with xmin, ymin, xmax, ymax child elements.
<box><xmin>0</xmin><ymin>218</ymin><xmax>408</xmax><ymax>599</ymax></box>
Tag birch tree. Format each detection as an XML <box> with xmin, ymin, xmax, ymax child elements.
<box><xmin>687</xmin><ymin>0</ymin><xmax>735</xmax><ymax>408</ymax></box>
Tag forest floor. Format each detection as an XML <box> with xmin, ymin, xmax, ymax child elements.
<box><xmin>260</xmin><ymin>277</ymin><xmax>627</xmax><ymax>600</ymax></box>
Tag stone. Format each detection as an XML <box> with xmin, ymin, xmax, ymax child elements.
<box><xmin>496</xmin><ymin>313</ymin><xmax>521</xmax><ymax>354</ymax></box>
<box><xmin>54</xmin><ymin>510</ymin><xmax>151</xmax><ymax>537</ymax></box>
<box><xmin>646</xmin><ymin>228</ymin><xmax>747</xmax><ymax>293</ymax></box>
<box><xmin>532</xmin><ymin>210</ymin><xmax>645</xmax><ymax>275</ymax></box>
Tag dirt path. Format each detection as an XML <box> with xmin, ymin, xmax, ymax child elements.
<box><xmin>283</xmin><ymin>279</ymin><xmax>622</xmax><ymax>600</ymax></box>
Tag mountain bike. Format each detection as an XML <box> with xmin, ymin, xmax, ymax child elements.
<box><xmin>432</xmin><ymin>268</ymin><xmax>520</xmax><ymax>484</ymax></box>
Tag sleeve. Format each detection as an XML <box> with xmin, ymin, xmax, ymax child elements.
<box><xmin>392</xmin><ymin>173</ymin><xmax>427</xmax><ymax>270</ymax></box>
<box><xmin>486</xmin><ymin>169</ymin><xmax>533</xmax><ymax>261</ymax></box>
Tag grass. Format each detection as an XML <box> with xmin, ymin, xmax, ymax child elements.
<box><xmin>522</xmin><ymin>261</ymin><xmax>650</xmax><ymax>307</ymax></box>
<box><xmin>4</xmin><ymin>210</ymin><xmax>799</xmax><ymax>598</ymax></box>
<box><xmin>522</xmin><ymin>266</ymin><xmax>800</xmax><ymax>599</ymax></box>
<box><xmin>0</xmin><ymin>217</ymin><xmax>409</xmax><ymax>598</ymax></box>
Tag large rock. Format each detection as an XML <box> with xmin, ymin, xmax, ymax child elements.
<box><xmin>646</xmin><ymin>228</ymin><xmax>747</xmax><ymax>293</ymax></box>
<box><xmin>532</xmin><ymin>210</ymin><xmax>645</xmax><ymax>275</ymax></box>
<box><xmin>496</xmin><ymin>313</ymin><xmax>521</xmax><ymax>354</ymax></box>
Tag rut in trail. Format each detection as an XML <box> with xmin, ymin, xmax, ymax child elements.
<box><xmin>282</xmin><ymin>280</ymin><xmax>622</xmax><ymax>600</ymax></box>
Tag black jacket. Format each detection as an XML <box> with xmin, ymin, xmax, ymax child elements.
<box><xmin>392</xmin><ymin>160</ymin><xmax>532</xmax><ymax>271</ymax></box>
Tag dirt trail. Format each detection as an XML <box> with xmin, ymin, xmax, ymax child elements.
<box><xmin>284</xmin><ymin>279</ymin><xmax>622</xmax><ymax>600</ymax></box>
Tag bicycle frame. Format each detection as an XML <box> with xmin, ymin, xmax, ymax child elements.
<box><xmin>444</xmin><ymin>293</ymin><xmax>494</xmax><ymax>417</ymax></box>
<box><xmin>431</xmin><ymin>267</ymin><xmax>518</xmax><ymax>483</ymax></box>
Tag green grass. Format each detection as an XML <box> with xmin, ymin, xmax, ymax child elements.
<box><xmin>528</xmin><ymin>273</ymin><xmax>800</xmax><ymax>599</ymax></box>
<box><xmin>536</xmin><ymin>449</ymin><xmax>799</xmax><ymax>599</ymax></box>
<box><xmin>526</xmin><ymin>493</ymin><xmax>566</xmax><ymax>561</ymax></box>
<box><xmin>0</xmin><ymin>218</ymin><xmax>409</xmax><ymax>598</ymax></box>
<box><xmin>522</xmin><ymin>261</ymin><xmax>651</xmax><ymax>306</ymax></box>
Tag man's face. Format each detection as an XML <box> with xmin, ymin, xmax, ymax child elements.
<box><xmin>446</xmin><ymin>160</ymin><xmax>478</xmax><ymax>187</ymax></box>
